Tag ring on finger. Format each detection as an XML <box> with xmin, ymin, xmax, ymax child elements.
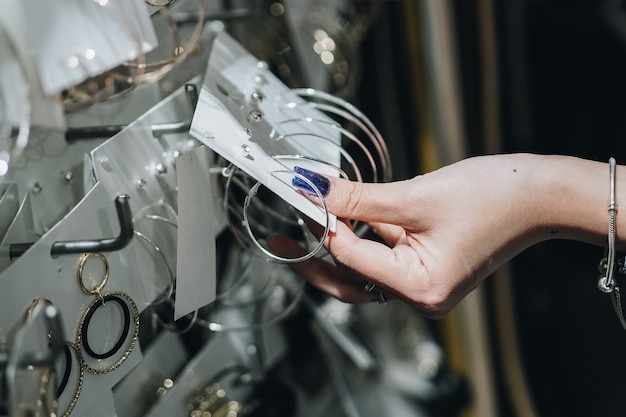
<box><xmin>364</xmin><ymin>281</ymin><xmax>387</xmax><ymax>304</ymax></box>
<box><xmin>373</xmin><ymin>290</ymin><xmax>387</xmax><ymax>304</ymax></box>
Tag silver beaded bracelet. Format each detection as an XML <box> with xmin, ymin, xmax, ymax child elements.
<box><xmin>597</xmin><ymin>157</ymin><xmax>626</xmax><ymax>329</ymax></box>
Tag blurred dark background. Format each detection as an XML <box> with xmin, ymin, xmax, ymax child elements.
<box><xmin>498</xmin><ymin>1</ymin><xmax>626</xmax><ymax>416</ymax></box>
<box><xmin>352</xmin><ymin>1</ymin><xmax>626</xmax><ymax>416</ymax></box>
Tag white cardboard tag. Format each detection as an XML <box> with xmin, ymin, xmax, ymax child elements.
<box><xmin>189</xmin><ymin>60</ymin><xmax>338</xmax><ymax>232</ymax></box>
<box><xmin>174</xmin><ymin>145</ymin><xmax>217</xmax><ymax>320</ymax></box>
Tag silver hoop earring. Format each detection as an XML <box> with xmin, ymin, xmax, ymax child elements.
<box><xmin>242</xmin><ymin>169</ymin><xmax>329</xmax><ymax>264</ymax></box>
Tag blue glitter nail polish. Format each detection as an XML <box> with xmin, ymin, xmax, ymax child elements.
<box><xmin>292</xmin><ymin>166</ymin><xmax>330</xmax><ymax>196</ymax></box>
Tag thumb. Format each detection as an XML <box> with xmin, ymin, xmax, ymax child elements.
<box><xmin>293</xmin><ymin>166</ymin><xmax>413</xmax><ymax>225</ymax></box>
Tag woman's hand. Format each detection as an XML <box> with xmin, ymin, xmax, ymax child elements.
<box><xmin>269</xmin><ymin>153</ymin><xmax>617</xmax><ymax>319</ymax></box>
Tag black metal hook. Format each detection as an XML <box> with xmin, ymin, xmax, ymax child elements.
<box><xmin>65</xmin><ymin>124</ymin><xmax>126</xmax><ymax>141</ymax></box>
<box><xmin>65</xmin><ymin>83</ymin><xmax>199</xmax><ymax>141</ymax></box>
<box><xmin>151</xmin><ymin>83</ymin><xmax>197</xmax><ymax>137</ymax></box>
<box><xmin>9</xmin><ymin>194</ymin><xmax>134</xmax><ymax>259</ymax></box>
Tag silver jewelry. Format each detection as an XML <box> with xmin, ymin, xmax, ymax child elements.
<box><xmin>242</xmin><ymin>170</ymin><xmax>330</xmax><ymax>264</ymax></box>
<box><xmin>364</xmin><ymin>281</ymin><xmax>387</xmax><ymax>304</ymax></box>
<box><xmin>597</xmin><ymin>157</ymin><xmax>626</xmax><ymax>329</ymax></box>
<box><xmin>375</xmin><ymin>291</ymin><xmax>388</xmax><ymax>304</ymax></box>
<box><xmin>133</xmin><ymin>230</ymin><xmax>175</xmax><ymax>306</ymax></box>
<box><xmin>280</xmin><ymin>87</ymin><xmax>392</xmax><ymax>182</ymax></box>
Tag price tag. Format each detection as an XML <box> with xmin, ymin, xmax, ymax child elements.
<box><xmin>174</xmin><ymin>145</ymin><xmax>217</xmax><ymax>320</ymax></box>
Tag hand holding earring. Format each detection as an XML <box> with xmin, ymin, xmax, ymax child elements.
<box><xmin>269</xmin><ymin>155</ymin><xmax>595</xmax><ymax>319</ymax></box>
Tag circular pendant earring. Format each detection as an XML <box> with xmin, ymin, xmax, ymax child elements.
<box><xmin>74</xmin><ymin>252</ymin><xmax>140</xmax><ymax>374</ymax></box>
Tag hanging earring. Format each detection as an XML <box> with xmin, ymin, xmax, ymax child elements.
<box><xmin>241</xmin><ymin>169</ymin><xmax>330</xmax><ymax>264</ymax></box>
<box><xmin>56</xmin><ymin>342</ymin><xmax>84</xmax><ymax>417</ymax></box>
<box><xmin>74</xmin><ymin>252</ymin><xmax>140</xmax><ymax>374</ymax></box>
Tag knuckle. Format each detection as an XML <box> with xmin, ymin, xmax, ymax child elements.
<box><xmin>421</xmin><ymin>295</ymin><xmax>447</xmax><ymax>316</ymax></box>
<box><xmin>410</xmin><ymin>282</ymin><xmax>452</xmax><ymax>319</ymax></box>
<box><xmin>340</xmin><ymin>182</ymin><xmax>365</xmax><ymax>215</ymax></box>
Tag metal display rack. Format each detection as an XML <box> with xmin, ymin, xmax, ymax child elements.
<box><xmin>0</xmin><ymin>2</ymin><xmax>460</xmax><ymax>417</ymax></box>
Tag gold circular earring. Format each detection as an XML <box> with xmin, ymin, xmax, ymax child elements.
<box><xmin>74</xmin><ymin>253</ymin><xmax>140</xmax><ymax>374</ymax></box>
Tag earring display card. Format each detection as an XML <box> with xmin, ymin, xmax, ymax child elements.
<box><xmin>190</xmin><ymin>32</ymin><xmax>340</xmax><ymax>232</ymax></box>
<box><xmin>174</xmin><ymin>145</ymin><xmax>217</xmax><ymax>320</ymax></box>
<box><xmin>20</xmin><ymin>0</ymin><xmax>158</xmax><ymax>95</ymax></box>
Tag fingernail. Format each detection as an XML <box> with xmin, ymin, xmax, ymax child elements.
<box><xmin>292</xmin><ymin>166</ymin><xmax>330</xmax><ymax>196</ymax></box>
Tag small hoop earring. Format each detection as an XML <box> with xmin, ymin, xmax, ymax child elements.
<box><xmin>76</xmin><ymin>252</ymin><xmax>109</xmax><ymax>298</ymax></box>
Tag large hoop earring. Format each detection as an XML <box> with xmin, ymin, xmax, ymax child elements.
<box><xmin>279</xmin><ymin>87</ymin><xmax>392</xmax><ymax>182</ymax></box>
<box><xmin>242</xmin><ymin>169</ymin><xmax>329</xmax><ymax>264</ymax></box>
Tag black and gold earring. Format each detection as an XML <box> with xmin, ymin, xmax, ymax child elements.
<box><xmin>56</xmin><ymin>342</ymin><xmax>84</xmax><ymax>417</ymax></box>
<box><xmin>74</xmin><ymin>252</ymin><xmax>139</xmax><ymax>374</ymax></box>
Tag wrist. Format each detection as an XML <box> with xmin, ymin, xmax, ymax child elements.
<box><xmin>531</xmin><ymin>154</ymin><xmax>622</xmax><ymax>248</ymax></box>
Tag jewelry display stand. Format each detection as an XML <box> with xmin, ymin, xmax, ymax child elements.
<box><xmin>0</xmin><ymin>2</ymin><xmax>457</xmax><ymax>417</ymax></box>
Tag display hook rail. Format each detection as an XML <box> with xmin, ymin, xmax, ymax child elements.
<box><xmin>65</xmin><ymin>83</ymin><xmax>199</xmax><ymax>141</ymax></box>
<box><xmin>9</xmin><ymin>194</ymin><xmax>134</xmax><ymax>259</ymax></box>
